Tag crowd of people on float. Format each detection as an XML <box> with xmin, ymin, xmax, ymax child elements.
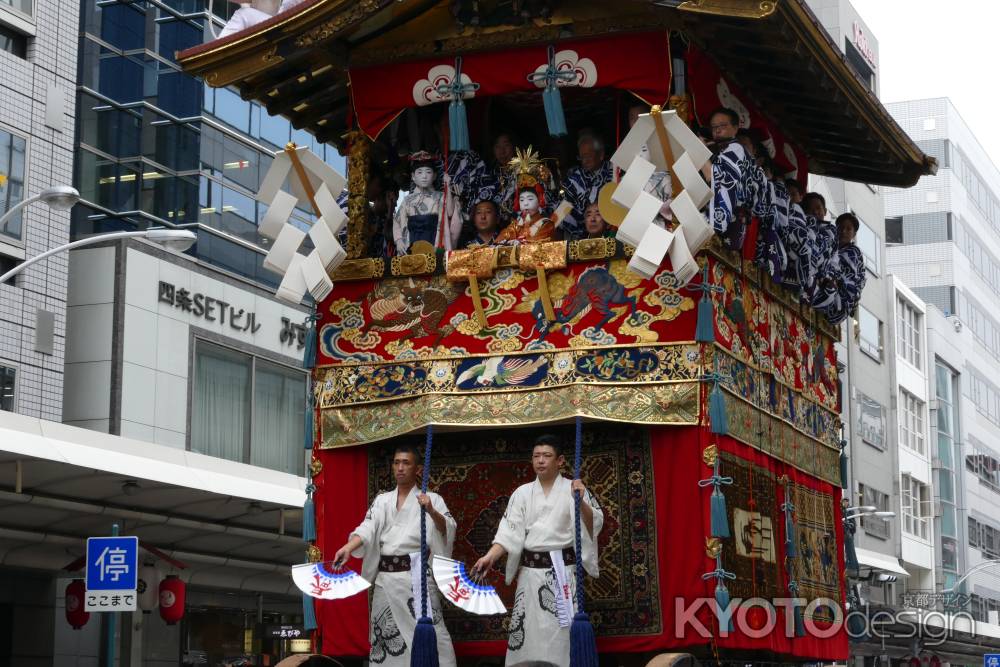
<box><xmin>341</xmin><ymin>103</ymin><xmax>865</xmax><ymax>324</ymax></box>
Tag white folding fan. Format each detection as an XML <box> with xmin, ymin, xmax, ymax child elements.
<box><xmin>292</xmin><ymin>562</ymin><xmax>371</xmax><ymax>600</ymax></box>
<box><xmin>432</xmin><ymin>556</ymin><xmax>506</xmax><ymax>615</ymax></box>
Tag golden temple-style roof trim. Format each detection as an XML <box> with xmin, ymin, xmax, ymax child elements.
<box><xmin>177</xmin><ymin>0</ymin><xmax>935</xmax><ymax>187</ymax></box>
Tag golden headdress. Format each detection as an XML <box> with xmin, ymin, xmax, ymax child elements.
<box><xmin>508</xmin><ymin>146</ymin><xmax>551</xmax><ymax>211</ymax></box>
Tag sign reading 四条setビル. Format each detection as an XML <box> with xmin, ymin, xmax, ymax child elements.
<box><xmin>85</xmin><ymin>536</ymin><xmax>139</xmax><ymax>612</ymax></box>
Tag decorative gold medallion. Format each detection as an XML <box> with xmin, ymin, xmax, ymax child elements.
<box><xmin>705</xmin><ymin>537</ymin><xmax>723</xmax><ymax>559</ymax></box>
<box><xmin>307</xmin><ymin>544</ymin><xmax>323</xmax><ymax>562</ymax></box>
<box><xmin>309</xmin><ymin>458</ymin><xmax>323</xmax><ymax>477</ymax></box>
<box><xmin>702</xmin><ymin>444</ymin><xmax>719</xmax><ymax>467</ymax></box>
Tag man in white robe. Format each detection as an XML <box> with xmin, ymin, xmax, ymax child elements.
<box><xmin>472</xmin><ymin>435</ymin><xmax>605</xmax><ymax>667</ymax></box>
<box><xmin>333</xmin><ymin>445</ymin><xmax>457</xmax><ymax>667</ymax></box>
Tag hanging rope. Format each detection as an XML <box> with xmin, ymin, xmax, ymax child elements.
<box><xmin>411</xmin><ymin>425</ymin><xmax>439</xmax><ymax>667</ymax></box>
<box><xmin>570</xmin><ymin>416</ymin><xmax>598</xmax><ymax>667</ymax></box>
<box><xmin>685</xmin><ymin>265</ymin><xmax>726</xmax><ymax>343</ymax></box>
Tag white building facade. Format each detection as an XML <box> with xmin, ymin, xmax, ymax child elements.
<box><xmin>888</xmin><ymin>97</ymin><xmax>1000</xmax><ymax>621</ymax></box>
<box><xmin>0</xmin><ymin>0</ymin><xmax>78</xmax><ymax>420</ymax></box>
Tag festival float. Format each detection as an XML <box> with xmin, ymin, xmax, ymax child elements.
<box><xmin>179</xmin><ymin>1</ymin><xmax>935</xmax><ymax>664</ymax></box>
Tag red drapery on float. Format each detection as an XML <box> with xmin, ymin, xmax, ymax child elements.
<box><xmin>686</xmin><ymin>44</ymin><xmax>809</xmax><ymax>188</ymax></box>
<box><xmin>348</xmin><ymin>31</ymin><xmax>672</xmax><ymax>139</ymax></box>
<box><xmin>313</xmin><ymin>428</ymin><xmax>848</xmax><ymax>661</ymax></box>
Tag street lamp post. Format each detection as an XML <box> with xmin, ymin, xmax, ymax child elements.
<box><xmin>0</xmin><ymin>229</ymin><xmax>197</xmax><ymax>284</ymax></box>
<box><xmin>0</xmin><ymin>185</ymin><xmax>81</xmax><ymax>233</ymax></box>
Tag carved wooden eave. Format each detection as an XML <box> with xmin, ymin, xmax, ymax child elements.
<box><xmin>177</xmin><ymin>0</ymin><xmax>935</xmax><ymax>187</ymax></box>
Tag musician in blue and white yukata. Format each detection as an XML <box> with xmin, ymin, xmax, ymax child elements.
<box><xmin>563</xmin><ymin>133</ymin><xmax>614</xmax><ymax>240</ymax></box>
<box><xmin>705</xmin><ymin>108</ymin><xmax>750</xmax><ymax>251</ymax></box>
<box><xmin>332</xmin><ymin>445</ymin><xmax>457</xmax><ymax>667</ymax></box>
<box><xmin>800</xmin><ymin>192</ymin><xmax>838</xmax><ymax>304</ymax></box>
<box><xmin>471</xmin><ymin>434</ymin><xmax>605</xmax><ymax>667</ymax></box>
<box><xmin>812</xmin><ymin>212</ymin><xmax>867</xmax><ymax>324</ymax></box>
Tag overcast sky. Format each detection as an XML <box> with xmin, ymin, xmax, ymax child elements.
<box><xmin>849</xmin><ymin>0</ymin><xmax>1000</xmax><ymax>173</ymax></box>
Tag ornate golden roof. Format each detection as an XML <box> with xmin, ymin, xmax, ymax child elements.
<box><xmin>178</xmin><ymin>0</ymin><xmax>935</xmax><ymax>186</ymax></box>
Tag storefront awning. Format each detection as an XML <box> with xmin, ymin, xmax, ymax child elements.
<box><xmin>0</xmin><ymin>411</ymin><xmax>306</xmax><ymax>507</ymax></box>
<box><xmin>855</xmin><ymin>546</ymin><xmax>910</xmax><ymax>576</ymax></box>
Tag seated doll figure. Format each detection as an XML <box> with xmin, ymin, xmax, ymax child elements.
<box><xmin>583</xmin><ymin>202</ymin><xmax>613</xmax><ymax>239</ymax></box>
<box><xmin>496</xmin><ymin>187</ymin><xmax>557</xmax><ymax>245</ymax></box>
<box><xmin>393</xmin><ymin>152</ymin><xmax>461</xmax><ymax>253</ymax></box>
<box><xmin>495</xmin><ymin>147</ymin><xmax>558</xmax><ymax>245</ymax></box>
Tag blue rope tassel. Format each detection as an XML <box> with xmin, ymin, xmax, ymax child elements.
<box><xmin>411</xmin><ymin>425</ymin><xmax>438</xmax><ymax>667</ymax></box>
<box><xmin>698</xmin><ymin>459</ymin><xmax>733</xmax><ymax>538</ymax></box>
<box><xmin>702</xmin><ymin>558</ymin><xmax>736</xmax><ymax>633</ymax></box>
<box><xmin>526</xmin><ymin>46</ymin><xmax>575</xmax><ymax>138</ymax></box>
<box><xmin>303</xmin><ymin>583</ymin><xmax>317</xmax><ymax>631</ymax></box>
<box><xmin>702</xmin><ymin>370</ymin><xmax>729</xmax><ymax>435</ymax></box>
<box><xmin>436</xmin><ymin>57</ymin><xmax>478</xmax><ymax>152</ymax></box>
<box><xmin>787</xmin><ymin>580</ymin><xmax>806</xmax><ymax>637</ymax></box>
<box><xmin>839</xmin><ymin>439</ymin><xmax>849</xmax><ymax>490</ymax></box>
<box><xmin>302</xmin><ymin>311</ymin><xmax>319</xmax><ymax>370</ymax></box>
<box><xmin>782</xmin><ymin>494</ymin><xmax>797</xmax><ymax>558</ymax></box>
<box><xmin>687</xmin><ymin>265</ymin><xmax>725</xmax><ymax>343</ymax></box>
<box><xmin>570</xmin><ymin>416</ymin><xmax>598</xmax><ymax>667</ymax></box>
<box><xmin>302</xmin><ymin>483</ymin><xmax>317</xmax><ymax>542</ymax></box>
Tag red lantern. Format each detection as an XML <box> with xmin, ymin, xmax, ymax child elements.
<box><xmin>65</xmin><ymin>579</ymin><xmax>89</xmax><ymax>630</ymax></box>
<box><xmin>158</xmin><ymin>575</ymin><xmax>186</xmax><ymax>625</ymax></box>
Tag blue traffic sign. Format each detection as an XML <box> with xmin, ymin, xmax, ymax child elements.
<box><xmin>85</xmin><ymin>536</ymin><xmax>138</xmax><ymax>591</ymax></box>
<box><xmin>984</xmin><ymin>654</ymin><xmax>1000</xmax><ymax>667</ymax></box>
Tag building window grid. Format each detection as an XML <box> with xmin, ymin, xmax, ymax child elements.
<box><xmin>899</xmin><ymin>390</ymin><xmax>926</xmax><ymax>456</ymax></box>
<box><xmin>0</xmin><ymin>365</ymin><xmax>14</xmax><ymax>411</ymax></box>
<box><xmin>858</xmin><ymin>306</ymin><xmax>883</xmax><ymax>361</ymax></box>
<box><xmin>966</xmin><ymin>436</ymin><xmax>1000</xmax><ymax>494</ymax></box>
<box><xmin>901</xmin><ymin>474</ymin><xmax>930</xmax><ymax>540</ymax></box>
<box><xmin>857</xmin><ymin>483</ymin><xmax>890</xmax><ymax>539</ymax></box>
<box><xmin>856</xmin><ymin>218</ymin><xmax>881</xmax><ymax>275</ymax></box>
<box><xmin>896</xmin><ymin>297</ymin><xmax>921</xmax><ymax>369</ymax></box>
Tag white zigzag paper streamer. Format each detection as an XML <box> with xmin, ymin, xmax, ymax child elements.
<box><xmin>256</xmin><ymin>145</ymin><xmax>348</xmax><ymax>304</ymax></box>
<box><xmin>609</xmin><ymin>109</ymin><xmax>714</xmax><ymax>284</ymax></box>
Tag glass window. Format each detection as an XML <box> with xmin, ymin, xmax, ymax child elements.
<box><xmin>896</xmin><ymin>297</ymin><xmax>921</xmax><ymax>369</ymax></box>
<box><xmin>251</xmin><ymin>360</ymin><xmax>305</xmax><ymax>475</ymax></box>
<box><xmin>191</xmin><ymin>341</ymin><xmax>304</xmax><ymax>473</ymax></box>
<box><xmin>0</xmin><ymin>365</ymin><xmax>14</xmax><ymax>411</ymax></box>
<box><xmin>155</xmin><ymin>67</ymin><xmax>201</xmax><ymax>119</ymax></box>
<box><xmin>856</xmin><ymin>391</ymin><xmax>885</xmax><ymax>450</ymax></box>
<box><xmin>858</xmin><ymin>483</ymin><xmax>890</xmax><ymax>539</ymax></box>
<box><xmin>258</xmin><ymin>108</ymin><xmax>290</xmax><ymax>148</ymax></box>
<box><xmin>214</xmin><ymin>87</ymin><xmax>251</xmax><ymax>134</ymax></box>
<box><xmin>0</xmin><ymin>0</ymin><xmax>31</xmax><ymax>17</ymax></box>
<box><xmin>191</xmin><ymin>342</ymin><xmax>251</xmax><ymax>464</ymax></box>
<box><xmin>156</xmin><ymin>16</ymin><xmax>201</xmax><ymax>63</ymax></box>
<box><xmin>856</xmin><ymin>218</ymin><xmax>880</xmax><ymax>274</ymax></box>
<box><xmin>85</xmin><ymin>47</ymin><xmax>145</xmax><ymax>105</ymax></box>
<box><xmin>221</xmin><ymin>135</ymin><xmax>260</xmax><ymax>191</ymax></box>
<box><xmin>0</xmin><ymin>24</ymin><xmax>26</xmax><ymax>58</ymax></box>
<box><xmin>898</xmin><ymin>390</ymin><xmax>926</xmax><ymax>456</ymax></box>
<box><xmin>858</xmin><ymin>305</ymin><xmax>882</xmax><ymax>360</ymax></box>
<box><xmin>0</xmin><ymin>127</ymin><xmax>27</xmax><ymax>241</ymax></box>
<box><xmin>901</xmin><ymin>474</ymin><xmax>930</xmax><ymax>540</ymax></box>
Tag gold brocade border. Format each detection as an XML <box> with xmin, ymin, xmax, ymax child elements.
<box><xmin>319</xmin><ymin>382</ymin><xmax>700</xmax><ymax>449</ymax></box>
<box><xmin>720</xmin><ymin>389</ymin><xmax>841</xmax><ymax>486</ymax></box>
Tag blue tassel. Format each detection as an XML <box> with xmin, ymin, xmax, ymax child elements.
<box><xmin>543</xmin><ymin>85</ymin><xmax>568</xmax><ymax>138</ymax></box>
<box><xmin>792</xmin><ymin>602</ymin><xmax>805</xmax><ymax>637</ymax></box>
<box><xmin>570</xmin><ymin>416</ymin><xmax>600</xmax><ymax>667</ymax></box>
<box><xmin>785</xmin><ymin>511</ymin><xmax>798</xmax><ymax>558</ymax></box>
<box><xmin>304</xmin><ymin>400</ymin><xmax>314</xmax><ymax>451</ymax></box>
<box><xmin>448</xmin><ymin>99</ymin><xmax>470</xmax><ymax>152</ymax></box>
<box><xmin>411</xmin><ymin>426</ymin><xmax>438</xmax><ymax>667</ymax></box>
<box><xmin>302</xmin><ymin>492</ymin><xmax>316</xmax><ymax>542</ymax></box>
<box><xmin>303</xmin><ymin>317</ymin><xmax>317</xmax><ymax>370</ymax></box>
<box><xmin>303</xmin><ymin>591</ymin><xmax>317</xmax><ymax>631</ymax></box>
<box><xmin>570</xmin><ymin>612</ymin><xmax>599</xmax><ymax>667</ymax></box>
<box><xmin>696</xmin><ymin>294</ymin><xmax>715</xmax><ymax>342</ymax></box>
<box><xmin>411</xmin><ymin>617</ymin><xmax>439</xmax><ymax>667</ymax></box>
<box><xmin>710</xmin><ymin>488</ymin><xmax>730</xmax><ymax>538</ymax></box>
<box><xmin>715</xmin><ymin>582</ymin><xmax>733</xmax><ymax>633</ymax></box>
<box><xmin>845</xmin><ymin>529</ymin><xmax>860</xmax><ymax>572</ymax></box>
<box><xmin>709</xmin><ymin>384</ymin><xmax>728</xmax><ymax>435</ymax></box>
<box><xmin>840</xmin><ymin>447</ymin><xmax>849</xmax><ymax>490</ymax></box>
